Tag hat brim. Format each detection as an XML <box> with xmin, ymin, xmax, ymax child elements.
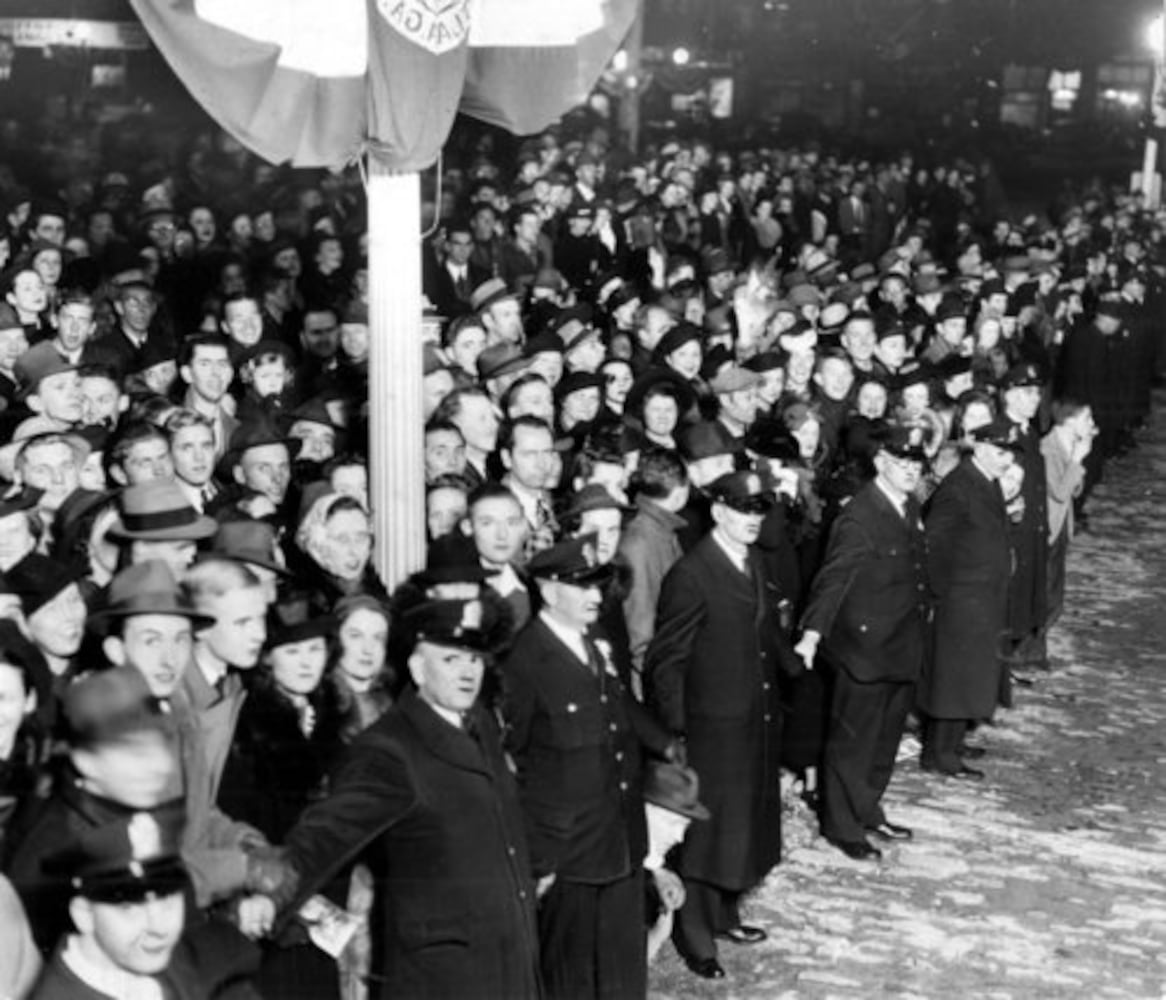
<box><xmin>76</xmin><ymin>859</ymin><xmax>189</xmax><ymax>903</ymax></box>
<box><xmin>107</xmin><ymin>514</ymin><xmax>219</xmax><ymax>543</ymax></box>
<box><xmin>646</xmin><ymin>796</ymin><xmax>711</xmax><ymax>821</ymax></box>
<box><xmin>413</xmin><ymin>629</ymin><xmax>493</xmax><ymax>653</ymax></box>
<box><xmin>267</xmin><ymin>616</ymin><xmax>336</xmax><ymax>649</ymax></box>
<box><xmin>716</xmin><ymin>495</ymin><xmax>775</xmax><ymax>514</ymax></box>
<box><xmin>545</xmin><ymin>563</ymin><xmax>616</xmax><ymax>587</ymax></box>
<box><xmin>87</xmin><ymin>602</ymin><xmax>215</xmax><ymax>637</ymax></box>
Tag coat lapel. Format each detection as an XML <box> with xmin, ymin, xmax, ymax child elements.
<box><xmin>398</xmin><ymin>690</ymin><xmax>491</xmax><ymax>777</ymax></box>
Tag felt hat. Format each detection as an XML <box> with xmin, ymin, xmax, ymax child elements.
<box><xmin>108</xmin><ymin>481</ymin><xmax>218</xmax><ymax>543</ymax></box>
<box><xmin>87</xmin><ymin>560</ymin><xmax>214</xmax><ymax>636</ymax></box>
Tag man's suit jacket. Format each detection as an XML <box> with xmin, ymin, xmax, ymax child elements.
<box><xmin>500</xmin><ymin>615</ymin><xmax>670</xmax><ymax>884</ymax></box>
<box><xmin>424</xmin><ymin>258</ymin><xmax>490</xmax><ymax>319</ymax></box>
<box><xmin>801</xmin><ymin>481</ymin><xmax>931</xmax><ymax>683</ymax></box>
<box><xmin>282</xmin><ymin>691</ymin><xmax>540</xmax><ymax>1000</ymax></box>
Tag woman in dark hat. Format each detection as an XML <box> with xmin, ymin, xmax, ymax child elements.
<box><xmin>218</xmin><ymin>594</ymin><xmax>345</xmax><ymax>1000</ymax></box>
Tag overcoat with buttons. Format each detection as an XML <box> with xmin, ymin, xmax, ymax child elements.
<box><xmin>800</xmin><ymin>481</ymin><xmax>931</xmax><ymax>684</ymax></box>
<box><xmin>280</xmin><ymin>689</ymin><xmax>541</xmax><ymax>1000</ymax></box>
<box><xmin>645</xmin><ymin>534</ymin><xmax>803</xmax><ymax>890</ymax></box>
<box><xmin>500</xmin><ymin>615</ymin><xmax>671</xmax><ymax>883</ymax></box>
<box><xmin>920</xmin><ymin>456</ymin><xmax>1012</xmax><ymax>720</ymax></box>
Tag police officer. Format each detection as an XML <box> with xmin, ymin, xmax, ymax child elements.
<box><xmin>501</xmin><ymin>534</ymin><xmax>675</xmax><ymax>1000</ymax></box>
<box><xmin>795</xmin><ymin>423</ymin><xmax>931</xmax><ymax>861</ymax></box>
<box><xmin>645</xmin><ymin>470</ymin><xmax>802</xmax><ymax>980</ymax></box>
<box><xmin>258</xmin><ymin>597</ymin><xmax>541</xmax><ymax>1000</ymax></box>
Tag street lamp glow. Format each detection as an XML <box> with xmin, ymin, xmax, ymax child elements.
<box><xmin>1146</xmin><ymin>15</ymin><xmax>1164</xmax><ymax>56</ymax></box>
<box><xmin>612</xmin><ymin>49</ymin><xmax>628</xmax><ymax>73</ymax></box>
<box><xmin>672</xmin><ymin>46</ymin><xmax>690</xmax><ymax>66</ymax></box>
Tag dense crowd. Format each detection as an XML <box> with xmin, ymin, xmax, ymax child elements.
<box><xmin>0</xmin><ymin>96</ymin><xmax>1159</xmax><ymax>1000</ymax></box>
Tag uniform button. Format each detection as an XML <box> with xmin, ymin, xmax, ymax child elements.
<box><xmin>600</xmin><ymin>696</ymin><xmax>607</xmax><ymax>704</ymax></box>
<box><xmin>764</xmin><ymin>714</ymin><xmax>772</xmax><ymax>722</ymax></box>
<box><xmin>609</xmin><ymin>723</ymin><xmax>618</xmax><ymax>733</ymax></box>
<box><xmin>508</xmin><ymin>846</ymin><xmax>516</xmax><ymax>856</ymax></box>
<box><xmin>619</xmin><ymin>782</ymin><xmax>628</xmax><ymax>791</ymax></box>
<box><xmin>763</xmin><ymin>683</ymin><xmax>770</xmax><ymax>691</ymax></box>
<box><xmin>519</xmin><ymin>891</ymin><xmax>527</xmax><ymax>899</ymax></box>
<box><xmin>615</xmin><ymin>751</ymin><xmax>624</xmax><ymax>762</ymax></box>
<box><xmin>566</xmin><ymin>703</ymin><xmax>578</xmax><ymax>713</ymax></box>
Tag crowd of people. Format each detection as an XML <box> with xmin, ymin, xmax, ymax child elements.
<box><xmin>0</xmin><ymin>93</ymin><xmax>1159</xmax><ymax>1000</ymax></box>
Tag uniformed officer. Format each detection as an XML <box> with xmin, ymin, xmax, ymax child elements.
<box><xmin>645</xmin><ymin>470</ymin><xmax>802</xmax><ymax>979</ymax></box>
<box><xmin>257</xmin><ymin>597</ymin><xmax>541</xmax><ymax>1000</ymax></box>
<box><xmin>500</xmin><ymin>534</ymin><xmax>675</xmax><ymax>1000</ymax></box>
<box><xmin>30</xmin><ymin>805</ymin><xmax>194</xmax><ymax>999</ymax></box>
<box><xmin>795</xmin><ymin>423</ymin><xmax>931</xmax><ymax>861</ymax></box>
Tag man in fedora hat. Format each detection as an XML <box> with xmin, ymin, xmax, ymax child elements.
<box><xmin>256</xmin><ymin>597</ymin><xmax>541</xmax><ymax>999</ymax></box>
<box><xmin>108</xmin><ymin>480</ymin><xmax>218</xmax><ymax>579</ymax></box>
<box><xmin>645</xmin><ymin>470</ymin><xmax>801</xmax><ymax>979</ymax></box>
<box><xmin>796</xmin><ymin>423</ymin><xmax>932</xmax><ymax>861</ymax></box>
<box><xmin>211</xmin><ymin>419</ymin><xmax>301</xmax><ymax>521</ymax></box>
<box><xmin>207</xmin><ymin>519</ymin><xmax>290</xmax><ymax>603</ymax></box>
<box><xmin>642</xmin><ymin>761</ymin><xmax>709</xmax><ymax>963</ymax></box>
<box><xmin>500</xmin><ymin>534</ymin><xmax>676</xmax><ymax>999</ymax></box>
<box><xmin>88</xmin><ymin>560</ymin><xmax>277</xmax><ymax>913</ymax></box>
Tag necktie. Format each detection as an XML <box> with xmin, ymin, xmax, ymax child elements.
<box><xmin>454</xmin><ymin>268</ymin><xmax>469</xmax><ymax>298</ymax></box>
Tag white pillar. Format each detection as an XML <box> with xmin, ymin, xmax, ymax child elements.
<box><xmin>367</xmin><ymin>161</ymin><xmax>425</xmax><ymax>589</ymax></box>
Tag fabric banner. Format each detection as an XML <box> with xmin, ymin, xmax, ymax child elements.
<box><xmin>128</xmin><ymin>0</ymin><xmax>636</xmax><ymax>170</ymax></box>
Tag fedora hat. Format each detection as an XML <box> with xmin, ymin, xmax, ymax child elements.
<box><xmin>108</xmin><ymin>481</ymin><xmax>218</xmax><ymax>543</ymax></box>
<box><xmin>87</xmin><ymin>560</ymin><xmax>214</xmax><ymax>636</ymax></box>
<box><xmin>643</xmin><ymin>761</ymin><xmax>710</xmax><ymax>820</ymax></box>
<box><xmin>208</xmin><ymin>519</ymin><xmax>290</xmax><ymax>576</ymax></box>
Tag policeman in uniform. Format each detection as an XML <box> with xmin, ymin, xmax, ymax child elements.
<box><xmin>258</xmin><ymin>597</ymin><xmax>541</xmax><ymax>1000</ymax></box>
<box><xmin>31</xmin><ymin>806</ymin><xmax>198</xmax><ymax>999</ymax></box>
<box><xmin>645</xmin><ymin>470</ymin><xmax>802</xmax><ymax>980</ymax></box>
<box><xmin>500</xmin><ymin>534</ymin><xmax>675</xmax><ymax>1000</ymax></box>
<box><xmin>795</xmin><ymin>424</ymin><xmax>931</xmax><ymax>861</ymax></box>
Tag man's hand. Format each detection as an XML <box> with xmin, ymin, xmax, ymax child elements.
<box><xmin>535</xmin><ymin>874</ymin><xmax>557</xmax><ymax>900</ymax></box>
<box><xmin>663</xmin><ymin>739</ymin><xmax>687</xmax><ymax>768</ymax></box>
<box><xmin>244</xmin><ymin>845</ymin><xmax>296</xmax><ymax>900</ymax></box>
<box><xmin>650</xmin><ymin>868</ymin><xmax>686</xmax><ymax>912</ymax></box>
<box><xmin>794</xmin><ymin>630</ymin><xmax>820</xmax><ymax>671</ymax></box>
<box><xmin>235</xmin><ymin>895</ymin><xmax>276</xmax><ymax>940</ymax></box>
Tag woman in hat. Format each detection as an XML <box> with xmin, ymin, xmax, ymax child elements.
<box><xmin>219</xmin><ymin>595</ymin><xmax>345</xmax><ymax>999</ymax></box>
<box><xmin>294</xmin><ymin>491</ymin><xmax>388</xmax><ymax>614</ymax></box>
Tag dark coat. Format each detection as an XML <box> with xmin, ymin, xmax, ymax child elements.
<box><xmin>644</xmin><ymin>536</ymin><xmax>802</xmax><ymax>889</ymax></box>
<box><xmin>920</xmin><ymin>457</ymin><xmax>1012</xmax><ymax>720</ymax></box>
<box><xmin>218</xmin><ymin>680</ymin><xmax>345</xmax><ymax>843</ymax></box>
<box><xmin>800</xmin><ymin>481</ymin><xmax>931</xmax><ymax>684</ymax></box>
<box><xmin>1006</xmin><ymin>420</ymin><xmax>1049</xmax><ymax>640</ymax></box>
<box><xmin>500</xmin><ymin>616</ymin><xmax>671</xmax><ymax>883</ymax></box>
<box><xmin>282</xmin><ymin>690</ymin><xmax>540</xmax><ymax>1000</ymax></box>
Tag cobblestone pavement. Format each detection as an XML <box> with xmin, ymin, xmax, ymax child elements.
<box><xmin>650</xmin><ymin>401</ymin><xmax>1166</xmax><ymax>1000</ymax></box>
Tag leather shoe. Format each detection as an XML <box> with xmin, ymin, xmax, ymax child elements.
<box><xmin>684</xmin><ymin>956</ymin><xmax>726</xmax><ymax>979</ymax></box>
<box><xmin>718</xmin><ymin>924</ymin><xmax>767</xmax><ymax>945</ymax></box>
<box><xmin>867</xmin><ymin>821</ymin><xmax>913</xmax><ymax>841</ymax></box>
<box><xmin>951</xmin><ymin>764</ymin><xmax>985</xmax><ymax>781</ymax></box>
<box><xmin>827</xmin><ymin>838</ymin><xmax>882</xmax><ymax>861</ymax></box>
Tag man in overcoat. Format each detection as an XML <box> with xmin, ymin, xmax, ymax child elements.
<box><xmin>795</xmin><ymin>424</ymin><xmax>930</xmax><ymax>861</ymax></box>
<box><xmin>645</xmin><ymin>470</ymin><xmax>802</xmax><ymax>979</ymax></box>
<box><xmin>999</xmin><ymin>363</ymin><xmax>1049</xmax><ymax>677</ymax></box>
<box><xmin>919</xmin><ymin>418</ymin><xmax>1018</xmax><ymax>778</ymax></box>
<box><xmin>500</xmin><ymin>534</ymin><xmax>675</xmax><ymax>1000</ymax></box>
<box><xmin>262</xmin><ymin>597</ymin><xmax>541</xmax><ymax>1000</ymax></box>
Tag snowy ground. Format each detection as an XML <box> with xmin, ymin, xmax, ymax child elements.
<box><xmin>650</xmin><ymin>399</ymin><xmax>1166</xmax><ymax>999</ymax></box>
